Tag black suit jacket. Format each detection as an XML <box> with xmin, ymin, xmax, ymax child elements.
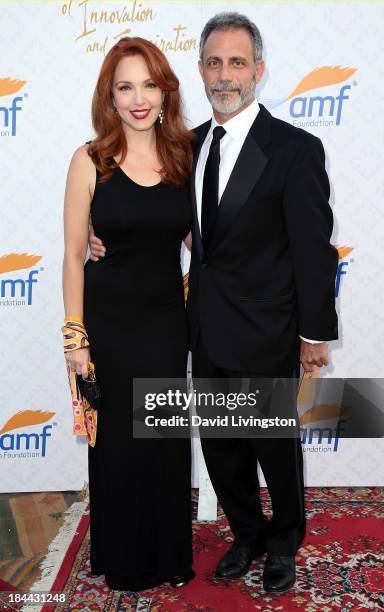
<box><xmin>186</xmin><ymin>104</ymin><xmax>338</xmax><ymax>373</ymax></box>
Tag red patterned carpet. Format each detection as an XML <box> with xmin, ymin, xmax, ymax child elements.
<box><xmin>42</xmin><ymin>487</ymin><xmax>384</xmax><ymax>611</ymax></box>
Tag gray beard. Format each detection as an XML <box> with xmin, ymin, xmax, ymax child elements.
<box><xmin>207</xmin><ymin>77</ymin><xmax>256</xmax><ymax>115</ymax></box>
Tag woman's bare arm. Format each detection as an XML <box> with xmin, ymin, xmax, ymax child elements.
<box><xmin>62</xmin><ymin>145</ymin><xmax>95</xmax><ymax>376</ymax></box>
<box><xmin>63</xmin><ymin>145</ymin><xmax>95</xmax><ymax>318</ymax></box>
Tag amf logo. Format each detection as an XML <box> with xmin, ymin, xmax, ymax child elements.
<box><xmin>0</xmin><ymin>410</ymin><xmax>56</xmax><ymax>459</ymax></box>
<box><xmin>264</xmin><ymin>66</ymin><xmax>357</xmax><ymax>127</ymax></box>
<box><xmin>0</xmin><ymin>77</ymin><xmax>27</xmax><ymax>137</ymax></box>
<box><xmin>0</xmin><ymin>253</ymin><xmax>43</xmax><ymax>307</ymax></box>
<box><xmin>335</xmin><ymin>245</ymin><xmax>354</xmax><ymax>298</ymax></box>
<box><xmin>298</xmin><ymin>383</ymin><xmax>350</xmax><ymax>453</ymax></box>
<box><xmin>300</xmin><ymin>419</ymin><xmax>348</xmax><ymax>453</ymax></box>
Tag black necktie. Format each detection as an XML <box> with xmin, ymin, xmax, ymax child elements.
<box><xmin>201</xmin><ymin>125</ymin><xmax>226</xmax><ymax>252</ymax></box>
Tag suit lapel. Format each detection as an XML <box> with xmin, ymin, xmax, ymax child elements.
<box><xmin>207</xmin><ymin>105</ymin><xmax>272</xmax><ymax>257</ymax></box>
<box><xmin>190</xmin><ymin>120</ymin><xmax>211</xmax><ymax>261</ymax></box>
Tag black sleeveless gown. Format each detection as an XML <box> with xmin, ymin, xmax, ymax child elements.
<box><xmin>83</xmin><ymin>166</ymin><xmax>193</xmax><ymax>591</ymax></box>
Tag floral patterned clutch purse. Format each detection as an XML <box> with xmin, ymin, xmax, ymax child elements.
<box><xmin>67</xmin><ymin>361</ymin><xmax>100</xmax><ymax>447</ymax></box>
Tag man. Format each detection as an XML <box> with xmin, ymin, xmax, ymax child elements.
<box><xmin>90</xmin><ymin>12</ymin><xmax>338</xmax><ymax>594</ymax></box>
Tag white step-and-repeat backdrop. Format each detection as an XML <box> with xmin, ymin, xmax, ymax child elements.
<box><xmin>1</xmin><ymin>1</ymin><xmax>383</xmax><ymax>492</ymax></box>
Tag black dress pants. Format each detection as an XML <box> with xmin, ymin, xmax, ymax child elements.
<box><xmin>192</xmin><ymin>338</ymin><xmax>306</xmax><ymax>556</ymax></box>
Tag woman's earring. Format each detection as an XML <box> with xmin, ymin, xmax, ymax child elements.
<box><xmin>112</xmin><ymin>102</ymin><xmax>118</xmax><ymax>114</ymax></box>
<box><xmin>158</xmin><ymin>105</ymin><xmax>164</xmax><ymax>124</ymax></box>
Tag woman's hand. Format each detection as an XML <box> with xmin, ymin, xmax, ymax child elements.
<box><xmin>65</xmin><ymin>347</ymin><xmax>90</xmax><ymax>379</ymax></box>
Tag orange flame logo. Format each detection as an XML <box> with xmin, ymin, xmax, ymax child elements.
<box><xmin>0</xmin><ymin>410</ymin><xmax>55</xmax><ymax>435</ymax></box>
<box><xmin>335</xmin><ymin>245</ymin><xmax>354</xmax><ymax>260</ymax></box>
<box><xmin>299</xmin><ymin>404</ymin><xmax>349</xmax><ymax>426</ymax></box>
<box><xmin>287</xmin><ymin>66</ymin><xmax>357</xmax><ymax>100</ymax></box>
<box><xmin>0</xmin><ymin>253</ymin><xmax>42</xmax><ymax>275</ymax></box>
<box><xmin>298</xmin><ymin>376</ymin><xmax>349</xmax><ymax>425</ymax></box>
<box><xmin>0</xmin><ymin>77</ymin><xmax>27</xmax><ymax>97</ymax></box>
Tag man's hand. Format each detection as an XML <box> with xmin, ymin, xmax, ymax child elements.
<box><xmin>300</xmin><ymin>340</ymin><xmax>329</xmax><ymax>373</ymax></box>
<box><xmin>89</xmin><ymin>224</ymin><xmax>106</xmax><ymax>261</ymax></box>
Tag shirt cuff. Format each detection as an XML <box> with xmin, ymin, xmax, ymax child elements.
<box><xmin>300</xmin><ymin>336</ymin><xmax>325</xmax><ymax>344</ymax></box>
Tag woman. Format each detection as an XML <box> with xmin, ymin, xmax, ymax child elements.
<box><xmin>62</xmin><ymin>37</ymin><xmax>195</xmax><ymax>592</ymax></box>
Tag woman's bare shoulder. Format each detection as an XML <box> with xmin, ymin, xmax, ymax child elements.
<box><xmin>70</xmin><ymin>143</ymin><xmax>94</xmax><ymax>167</ymax></box>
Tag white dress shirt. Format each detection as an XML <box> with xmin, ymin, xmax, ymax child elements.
<box><xmin>194</xmin><ymin>99</ymin><xmax>322</xmax><ymax>345</ymax></box>
<box><xmin>195</xmin><ymin>99</ymin><xmax>260</xmax><ymax>230</ymax></box>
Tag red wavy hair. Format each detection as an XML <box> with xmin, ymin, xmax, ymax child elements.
<box><xmin>88</xmin><ymin>37</ymin><xmax>195</xmax><ymax>186</ymax></box>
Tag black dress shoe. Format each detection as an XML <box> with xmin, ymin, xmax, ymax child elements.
<box><xmin>169</xmin><ymin>568</ymin><xmax>195</xmax><ymax>588</ymax></box>
<box><xmin>215</xmin><ymin>540</ymin><xmax>266</xmax><ymax>579</ymax></box>
<box><xmin>263</xmin><ymin>555</ymin><xmax>296</xmax><ymax>593</ymax></box>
